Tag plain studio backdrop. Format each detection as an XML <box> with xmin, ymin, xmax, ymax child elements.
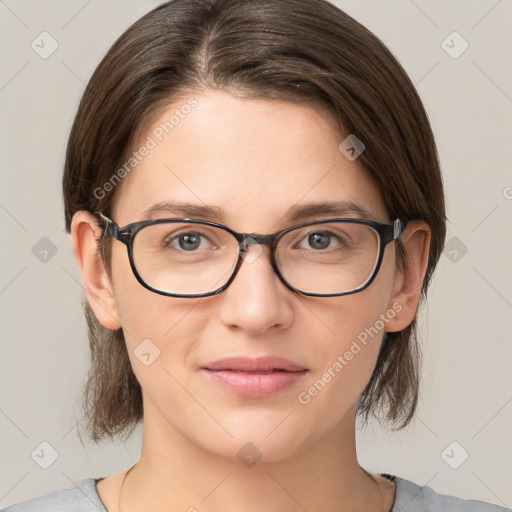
<box><xmin>0</xmin><ymin>0</ymin><xmax>511</xmax><ymax>509</ymax></box>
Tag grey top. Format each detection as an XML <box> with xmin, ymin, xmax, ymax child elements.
<box><xmin>2</xmin><ymin>473</ymin><xmax>510</xmax><ymax>512</ymax></box>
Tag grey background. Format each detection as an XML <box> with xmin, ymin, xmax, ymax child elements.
<box><xmin>1</xmin><ymin>0</ymin><xmax>511</xmax><ymax>508</ymax></box>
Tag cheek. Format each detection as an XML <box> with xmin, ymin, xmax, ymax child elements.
<box><xmin>298</xmin><ymin>251</ymin><xmax>398</xmax><ymax>412</ymax></box>
<box><xmin>108</xmin><ymin>247</ymin><xmax>196</xmax><ymax>366</ymax></box>
<box><xmin>291</xmin><ymin>306</ymin><xmax>383</xmax><ymax>443</ymax></box>
<box><xmin>108</xmin><ymin>245</ymin><xmax>216</xmax><ymax>384</ymax></box>
<box><xmin>302</xmin><ymin>295</ymin><xmax>385</xmax><ymax>395</ymax></box>
<box><xmin>111</xmin><ymin>282</ymin><xmax>205</xmax><ymax>426</ymax></box>
<box><xmin>109</xmin><ymin>244</ymin><xmax>170</xmax><ymax>334</ymax></box>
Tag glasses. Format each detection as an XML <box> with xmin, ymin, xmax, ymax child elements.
<box><xmin>97</xmin><ymin>212</ymin><xmax>404</xmax><ymax>298</ymax></box>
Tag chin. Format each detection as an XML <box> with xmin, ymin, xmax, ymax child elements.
<box><xmin>191</xmin><ymin>412</ymin><xmax>315</xmax><ymax>465</ymax></box>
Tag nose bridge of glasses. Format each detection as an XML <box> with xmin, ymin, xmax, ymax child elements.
<box><xmin>239</xmin><ymin>233</ymin><xmax>274</xmax><ymax>251</ymax></box>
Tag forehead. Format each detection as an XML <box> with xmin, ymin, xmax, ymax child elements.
<box><xmin>113</xmin><ymin>89</ymin><xmax>387</xmax><ymax>230</ymax></box>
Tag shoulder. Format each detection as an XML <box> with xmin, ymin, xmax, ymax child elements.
<box><xmin>1</xmin><ymin>478</ymin><xmax>107</xmax><ymax>512</ymax></box>
<box><xmin>390</xmin><ymin>474</ymin><xmax>511</xmax><ymax>512</ymax></box>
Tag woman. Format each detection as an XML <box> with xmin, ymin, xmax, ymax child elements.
<box><xmin>4</xmin><ymin>0</ymin><xmax>509</xmax><ymax>511</ymax></box>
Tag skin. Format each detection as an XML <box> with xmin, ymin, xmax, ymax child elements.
<box><xmin>71</xmin><ymin>89</ymin><xmax>431</xmax><ymax>512</ymax></box>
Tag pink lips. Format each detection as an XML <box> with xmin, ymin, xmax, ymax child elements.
<box><xmin>201</xmin><ymin>356</ymin><xmax>308</xmax><ymax>398</ymax></box>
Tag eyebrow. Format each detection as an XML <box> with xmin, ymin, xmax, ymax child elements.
<box><xmin>141</xmin><ymin>200</ymin><xmax>374</xmax><ymax>224</ymax></box>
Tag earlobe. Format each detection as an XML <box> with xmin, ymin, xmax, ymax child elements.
<box><xmin>385</xmin><ymin>220</ymin><xmax>431</xmax><ymax>333</ymax></box>
<box><xmin>70</xmin><ymin>210</ymin><xmax>122</xmax><ymax>330</ymax></box>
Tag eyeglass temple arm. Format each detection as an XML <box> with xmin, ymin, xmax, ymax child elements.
<box><xmin>96</xmin><ymin>212</ymin><xmax>119</xmax><ymax>238</ymax></box>
<box><xmin>393</xmin><ymin>219</ymin><xmax>405</xmax><ymax>239</ymax></box>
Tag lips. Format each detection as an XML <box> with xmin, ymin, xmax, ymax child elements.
<box><xmin>201</xmin><ymin>356</ymin><xmax>308</xmax><ymax>398</ymax></box>
<box><xmin>203</xmin><ymin>356</ymin><xmax>306</xmax><ymax>372</ymax></box>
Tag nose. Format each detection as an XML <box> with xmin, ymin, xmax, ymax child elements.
<box><xmin>217</xmin><ymin>243</ymin><xmax>294</xmax><ymax>335</ymax></box>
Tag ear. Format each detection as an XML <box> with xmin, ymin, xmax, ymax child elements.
<box><xmin>384</xmin><ymin>220</ymin><xmax>431</xmax><ymax>333</ymax></box>
<box><xmin>70</xmin><ymin>210</ymin><xmax>122</xmax><ymax>330</ymax></box>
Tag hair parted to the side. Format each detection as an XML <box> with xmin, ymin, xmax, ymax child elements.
<box><xmin>63</xmin><ymin>0</ymin><xmax>446</xmax><ymax>444</ymax></box>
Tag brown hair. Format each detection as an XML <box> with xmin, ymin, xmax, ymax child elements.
<box><xmin>63</xmin><ymin>0</ymin><xmax>446</xmax><ymax>444</ymax></box>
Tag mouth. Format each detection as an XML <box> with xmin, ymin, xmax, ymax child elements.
<box><xmin>203</xmin><ymin>356</ymin><xmax>306</xmax><ymax>372</ymax></box>
<box><xmin>200</xmin><ymin>356</ymin><xmax>308</xmax><ymax>398</ymax></box>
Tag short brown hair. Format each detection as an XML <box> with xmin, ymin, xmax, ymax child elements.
<box><xmin>63</xmin><ymin>0</ymin><xmax>446</xmax><ymax>444</ymax></box>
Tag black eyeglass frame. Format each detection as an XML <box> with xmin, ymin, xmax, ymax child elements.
<box><xmin>96</xmin><ymin>212</ymin><xmax>405</xmax><ymax>298</ymax></box>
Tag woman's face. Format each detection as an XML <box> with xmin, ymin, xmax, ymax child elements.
<box><xmin>104</xmin><ymin>89</ymin><xmax>404</xmax><ymax>461</ymax></box>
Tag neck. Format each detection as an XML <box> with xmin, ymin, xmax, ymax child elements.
<box><xmin>118</xmin><ymin>401</ymin><xmax>392</xmax><ymax>512</ymax></box>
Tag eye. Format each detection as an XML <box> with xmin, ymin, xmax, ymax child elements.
<box><xmin>164</xmin><ymin>230</ymin><xmax>214</xmax><ymax>251</ymax></box>
<box><xmin>296</xmin><ymin>229</ymin><xmax>349</xmax><ymax>251</ymax></box>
